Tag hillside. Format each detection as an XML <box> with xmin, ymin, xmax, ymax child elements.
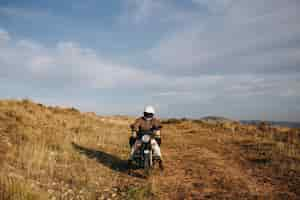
<box><xmin>241</xmin><ymin>120</ymin><xmax>300</xmax><ymax>128</ymax></box>
<box><xmin>1</xmin><ymin>100</ymin><xmax>300</xmax><ymax>199</ymax></box>
<box><xmin>200</xmin><ymin>116</ymin><xmax>235</xmax><ymax>124</ymax></box>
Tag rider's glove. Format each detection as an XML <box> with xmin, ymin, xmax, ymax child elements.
<box><xmin>129</xmin><ymin>131</ymin><xmax>137</xmax><ymax>147</ymax></box>
<box><xmin>154</xmin><ymin>130</ymin><xmax>161</xmax><ymax>146</ymax></box>
<box><xmin>154</xmin><ymin>130</ymin><xmax>161</xmax><ymax>138</ymax></box>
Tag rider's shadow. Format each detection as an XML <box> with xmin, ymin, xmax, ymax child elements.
<box><xmin>71</xmin><ymin>142</ymin><xmax>144</xmax><ymax>178</ymax></box>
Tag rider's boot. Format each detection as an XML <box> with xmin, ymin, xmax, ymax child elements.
<box><xmin>128</xmin><ymin>159</ymin><xmax>132</xmax><ymax>166</ymax></box>
<box><xmin>127</xmin><ymin>159</ymin><xmax>133</xmax><ymax>174</ymax></box>
<box><xmin>158</xmin><ymin>159</ymin><xmax>164</xmax><ymax>171</ymax></box>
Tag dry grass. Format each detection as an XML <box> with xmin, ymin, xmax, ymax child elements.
<box><xmin>0</xmin><ymin>175</ymin><xmax>44</xmax><ymax>200</ymax></box>
<box><xmin>0</xmin><ymin>99</ymin><xmax>299</xmax><ymax>199</ymax></box>
<box><xmin>0</xmin><ymin>99</ymin><xmax>134</xmax><ymax>199</ymax></box>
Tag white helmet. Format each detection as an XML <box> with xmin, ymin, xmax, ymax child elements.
<box><xmin>144</xmin><ymin>105</ymin><xmax>155</xmax><ymax>114</ymax></box>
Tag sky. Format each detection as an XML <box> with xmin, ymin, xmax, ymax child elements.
<box><xmin>0</xmin><ymin>0</ymin><xmax>300</xmax><ymax>121</ymax></box>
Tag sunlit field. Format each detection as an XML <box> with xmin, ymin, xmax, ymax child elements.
<box><xmin>0</xmin><ymin>100</ymin><xmax>300</xmax><ymax>199</ymax></box>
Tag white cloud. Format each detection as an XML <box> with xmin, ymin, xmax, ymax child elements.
<box><xmin>1</xmin><ymin>28</ymin><xmax>299</xmax><ymax>101</ymax></box>
<box><xmin>0</xmin><ymin>29</ymin><xmax>224</xmax><ymax>93</ymax></box>
<box><xmin>1</xmin><ymin>1</ymin><xmax>300</xmax><ymax>120</ymax></box>
<box><xmin>0</xmin><ymin>19</ymin><xmax>299</xmax><ymax>120</ymax></box>
<box><xmin>148</xmin><ymin>0</ymin><xmax>300</xmax><ymax>75</ymax></box>
<box><xmin>0</xmin><ymin>36</ymin><xmax>127</xmax><ymax>88</ymax></box>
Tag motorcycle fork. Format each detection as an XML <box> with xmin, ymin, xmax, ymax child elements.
<box><xmin>142</xmin><ymin>143</ymin><xmax>152</xmax><ymax>165</ymax></box>
<box><xmin>149</xmin><ymin>142</ymin><xmax>153</xmax><ymax>167</ymax></box>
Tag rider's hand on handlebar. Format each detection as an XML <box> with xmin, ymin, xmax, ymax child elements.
<box><xmin>154</xmin><ymin>130</ymin><xmax>161</xmax><ymax>137</ymax></box>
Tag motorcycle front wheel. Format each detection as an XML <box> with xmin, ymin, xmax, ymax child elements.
<box><xmin>144</xmin><ymin>153</ymin><xmax>152</xmax><ymax>177</ymax></box>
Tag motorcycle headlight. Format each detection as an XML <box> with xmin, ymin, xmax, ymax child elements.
<box><xmin>142</xmin><ymin>135</ymin><xmax>151</xmax><ymax>143</ymax></box>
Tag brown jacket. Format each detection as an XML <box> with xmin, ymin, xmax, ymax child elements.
<box><xmin>130</xmin><ymin>117</ymin><xmax>162</xmax><ymax>132</ymax></box>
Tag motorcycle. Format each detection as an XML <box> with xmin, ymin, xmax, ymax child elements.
<box><xmin>128</xmin><ymin>130</ymin><xmax>160</xmax><ymax>176</ymax></box>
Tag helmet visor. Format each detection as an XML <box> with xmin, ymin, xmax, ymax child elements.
<box><xmin>144</xmin><ymin>112</ymin><xmax>154</xmax><ymax>119</ymax></box>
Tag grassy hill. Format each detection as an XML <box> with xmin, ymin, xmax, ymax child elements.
<box><xmin>200</xmin><ymin>116</ymin><xmax>235</xmax><ymax>123</ymax></box>
<box><xmin>0</xmin><ymin>99</ymin><xmax>300</xmax><ymax>199</ymax></box>
<box><xmin>241</xmin><ymin>120</ymin><xmax>300</xmax><ymax>128</ymax></box>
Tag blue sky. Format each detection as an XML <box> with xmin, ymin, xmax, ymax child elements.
<box><xmin>0</xmin><ymin>0</ymin><xmax>300</xmax><ymax>121</ymax></box>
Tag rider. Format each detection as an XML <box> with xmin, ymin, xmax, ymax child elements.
<box><xmin>129</xmin><ymin>105</ymin><xmax>164</xmax><ymax>170</ymax></box>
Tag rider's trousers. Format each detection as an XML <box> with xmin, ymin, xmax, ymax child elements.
<box><xmin>129</xmin><ymin>139</ymin><xmax>162</xmax><ymax>160</ymax></box>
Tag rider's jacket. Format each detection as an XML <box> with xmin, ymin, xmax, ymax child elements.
<box><xmin>130</xmin><ymin>117</ymin><xmax>162</xmax><ymax>133</ymax></box>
